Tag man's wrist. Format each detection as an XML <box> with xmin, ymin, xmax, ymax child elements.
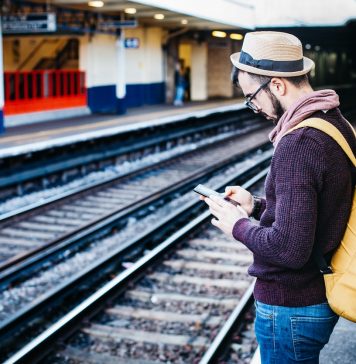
<box><xmin>251</xmin><ymin>196</ymin><xmax>262</xmax><ymax>218</ymax></box>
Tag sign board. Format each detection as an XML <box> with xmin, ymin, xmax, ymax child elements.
<box><xmin>124</xmin><ymin>38</ymin><xmax>140</xmax><ymax>49</ymax></box>
<box><xmin>2</xmin><ymin>13</ymin><xmax>57</xmax><ymax>34</ymax></box>
<box><xmin>100</xmin><ymin>20</ymin><xmax>138</xmax><ymax>29</ymax></box>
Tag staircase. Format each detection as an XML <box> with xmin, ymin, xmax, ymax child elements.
<box><xmin>34</xmin><ymin>39</ymin><xmax>79</xmax><ymax>70</ymax></box>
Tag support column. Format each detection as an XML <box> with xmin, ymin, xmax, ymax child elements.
<box><xmin>165</xmin><ymin>38</ymin><xmax>178</xmax><ymax>104</ymax></box>
<box><xmin>0</xmin><ymin>17</ymin><xmax>4</xmax><ymax>133</ymax></box>
<box><xmin>208</xmin><ymin>40</ymin><xmax>234</xmax><ymax>99</ymax></box>
<box><xmin>115</xmin><ymin>31</ymin><xmax>126</xmax><ymax>114</ymax></box>
<box><xmin>79</xmin><ymin>33</ymin><xmax>126</xmax><ymax>114</ymax></box>
<box><xmin>191</xmin><ymin>42</ymin><xmax>208</xmax><ymax>101</ymax></box>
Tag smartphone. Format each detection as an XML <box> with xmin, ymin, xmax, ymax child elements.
<box><xmin>194</xmin><ymin>184</ymin><xmax>240</xmax><ymax>207</ymax></box>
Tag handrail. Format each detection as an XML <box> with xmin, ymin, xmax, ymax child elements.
<box><xmin>17</xmin><ymin>39</ymin><xmax>60</xmax><ymax>71</ymax></box>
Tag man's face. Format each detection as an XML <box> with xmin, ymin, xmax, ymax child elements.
<box><xmin>238</xmin><ymin>71</ymin><xmax>285</xmax><ymax>124</ymax></box>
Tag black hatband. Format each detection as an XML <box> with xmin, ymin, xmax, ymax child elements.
<box><xmin>239</xmin><ymin>51</ymin><xmax>303</xmax><ymax>72</ymax></box>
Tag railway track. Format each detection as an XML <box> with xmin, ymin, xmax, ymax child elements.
<box><xmin>1</xmin><ymin>89</ymin><xmax>355</xmax><ymax>364</ymax></box>
<box><xmin>0</xmin><ymin>124</ymin><xmax>271</xmax><ymax>289</ymax></box>
<box><xmin>2</xmin><ymin>85</ymin><xmax>353</xmax><ymax>203</ymax></box>
<box><xmin>0</xmin><ymin>108</ymin><xmax>260</xmax><ymax>201</ymax></box>
<box><xmin>51</xmin><ymin>235</ymin><xmax>254</xmax><ymax>364</ymax></box>
<box><xmin>2</xmin><ymin>157</ymin><xmax>267</xmax><ymax>364</ymax></box>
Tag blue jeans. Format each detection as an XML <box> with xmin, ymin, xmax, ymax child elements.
<box><xmin>174</xmin><ymin>85</ymin><xmax>185</xmax><ymax>104</ymax></box>
<box><xmin>255</xmin><ymin>300</ymin><xmax>338</xmax><ymax>363</ymax></box>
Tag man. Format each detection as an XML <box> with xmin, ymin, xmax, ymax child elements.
<box><xmin>173</xmin><ymin>60</ymin><xmax>186</xmax><ymax>106</ymax></box>
<box><xmin>203</xmin><ymin>31</ymin><xmax>356</xmax><ymax>363</ymax></box>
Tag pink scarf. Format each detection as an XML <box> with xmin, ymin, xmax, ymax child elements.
<box><xmin>269</xmin><ymin>89</ymin><xmax>340</xmax><ymax>147</ymax></box>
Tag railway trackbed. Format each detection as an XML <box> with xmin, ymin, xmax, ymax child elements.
<box><xmin>0</xmin><ymin>125</ymin><xmax>271</xmax><ymax>288</ymax></box>
<box><xmin>2</xmin><ymin>155</ymin><xmax>268</xmax><ymax>363</ymax></box>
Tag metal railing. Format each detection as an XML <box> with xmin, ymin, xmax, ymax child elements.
<box><xmin>3</xmin><ymin>70</ymin><xmax>86</xmax><ymax>115</ymax></box>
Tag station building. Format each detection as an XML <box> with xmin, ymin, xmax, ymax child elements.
<box><xmin>0</xmin><ymin>0</ymin><xmax>356</xmax><ymax>132</ymax></box>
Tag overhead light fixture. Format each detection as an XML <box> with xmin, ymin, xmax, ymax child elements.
<box><xmin>88</xmin><ymin>0</ymin><xmax>104</xmax><ymax>7</ymax></box>
<box><xmin>125</xmin><ymin>8</ymin><xmax>136</xmax><ymax>14</ymax></box>
<box><xmin>181</xmin><ymin>19</ymin><xmax>188</xmax><ymax>25</ymax></box>
<box><xmin>230</xmin><ymin>33</ymin><xmax>243</xmax><ymax>40</ymax></box>
<box><xmin>212</xmin><ymin>31</ymin><xmax>226</xmax><ymax>38</ymax></box>
<box><xmin>154</xmin><ymin>14</ymin><xmax>165</xmax><ymax>20</ymax></box>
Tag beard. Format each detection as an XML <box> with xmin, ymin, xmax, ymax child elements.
<box><xmin>259</xmin><ymin>90</ymin><xmax>285</xmax><ymax>124</ymax></box>
<box><xmin>269</xmin><ymin>92</ymin><xmax>285</xmax><ymax>124</ymax></box>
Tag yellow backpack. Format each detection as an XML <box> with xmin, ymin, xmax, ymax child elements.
<box><xmin>286</xmin><ymin>117</ymin><xmax>356</xmax><ymax>322</ymax></box>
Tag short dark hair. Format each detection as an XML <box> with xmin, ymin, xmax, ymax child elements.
<box><xmin>231</xmin><ymin>65</ymin><xmax>309</xmax><ymax>88</ymax></box>
<box><xmin>231</xmin><ymin>66</ymin><xmax>239</xmax><ymax>87</ymax></box>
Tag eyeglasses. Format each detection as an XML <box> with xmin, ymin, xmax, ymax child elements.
<box><xmin>244</xmin><ymin>79</ymin><xmax>271</xmax><ymax>112</ymax></box>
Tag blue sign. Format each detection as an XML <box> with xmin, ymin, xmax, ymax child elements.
<box><xmin>100</xmin><ymin>20</ymin><xmax>138</xmax><ymax>29</ymax></box>
<box><xmin>125</xmin><ymin>38</ymin><xmax>140</xmax><ymax>49</ymax></box>
<box><xmin>2</xmin><ymin>13</ymin><xmax>57</xmax><ymax>34</ymax></box>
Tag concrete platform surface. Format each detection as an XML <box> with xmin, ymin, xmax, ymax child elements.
<box><xmin>320</xmin><ymin>318</ymin><xmax>356</xmax><ymax>364</ymax></box>
<box><xmin>0</xmin><ymin>99</ymin><xmax>244</xmax><ymax>158</ymax></box>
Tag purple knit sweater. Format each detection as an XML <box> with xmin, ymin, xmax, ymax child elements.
<box><xmin>233</xmin><ymin>108</ymin><xmax>356</xmax><ymax>306</ymax></box>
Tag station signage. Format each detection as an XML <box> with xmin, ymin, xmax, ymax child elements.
<box><xmin>124</xmin><ymin>38</ymin><xmax>140</xmax><ymax>49</ymax></box>
<box><xmin>100</xmin><ymin>20</ymin><xmax>138</xmax><ymax>29</ymax></box>
<box><xmin>2</xmin><ymin>13</ymin><xmax>57</xmax><ymax>34</ymax></box>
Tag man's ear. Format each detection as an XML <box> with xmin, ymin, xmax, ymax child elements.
<box><xmin>270</xmin><ymin>77</ymin><xmax>286</xmax><ymax>96</ymax></box>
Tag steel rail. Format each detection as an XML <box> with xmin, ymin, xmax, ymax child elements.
<box><xmin>0</xmin><ymin>131</ymin><xmax>270</xmax><ymax>288</ymax></box>
<box><xmin>2</xmin><ymin>165</ymin><xmax>269</xmax><ymax>364</ymax></box>
<box><xmin>0</xmin><ymin>109</ymin><xmax>256</xmax><ymax>189</ymax></box>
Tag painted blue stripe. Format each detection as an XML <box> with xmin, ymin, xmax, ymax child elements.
<box><xmin>115</xmin><ymin>97</ymin><xmax>127</xmax><ymax>115</ymax></box>
<box><xmin>87</xmin><ymin>85</ymin><xmax>116</xmax><ymax>113</ymax></box>
<box><xmin>87</xmin><ymin>85</ymin><xmax>126</xmax><ymax>115</ymax></box>
<box><xmin>126</xmin><ymin>82</ymin><xmax>165</xmax><ymax>108</ymax></box>
<box><xmin>87</xmin><ymin>82</ymin><xmax>165</xmax><ymax>113</ymax></box>
<box><xmin>0</xmin><ymin>110</ymin><xmax>4</xmax><ymax>134</ymax></box>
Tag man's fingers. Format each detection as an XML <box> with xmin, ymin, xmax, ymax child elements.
<box><xmin>211</xmin><ymin>218</ymin><xmax>221</xmax><ymax>227</ymax></box>
<box><xmin>209</xmin><ymin>195</ymin><xmax>231</xmax><ymax>208</ymax></box>
<box><xmin>209</xmin><ymin>207</ymin><xmax>222</xmax><ymax>219</ymax></box>
<box><xmin>225</xmin><ymin>185</ymin><xmax>239</xmax><ymax>194</ymax></box>
<box><xmin>225</xmin><ymin>185</ymin><xmax>245</xmax><ymax>196</ymax></box>
<box><xmin>225</xmin><ymin>187</ymin><xmax>233</xmax><ymax>196</ymax></box>
<box><xmin>204</xmin><ymin>197</ymin><xmax>222</xmax><ymax>210</ymax></box>
<box><xmin>205</xmin><ymin>200</ymin><xmax>221</xmax><ymax>218</ymax></box>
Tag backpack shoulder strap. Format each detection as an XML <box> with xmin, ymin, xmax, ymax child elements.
<box><xmin>284</xmin><ymin>117</ymin><xmax>356</xmax><ymax>167</ymax></box>
<box><xmin>284</xmin><ymin>117</ymin><xmax>356</xmax><ymax>275</ymax></box>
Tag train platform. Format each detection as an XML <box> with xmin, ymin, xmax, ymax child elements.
<box><xmin>320</xmin><ymin>317</ymin><xmax>356</xmax><ymax>363</ymax></box>
<box><xmin>0</xmin><ymin>99</ymin><xmax>244</xmax><ymax>158</ymax></box>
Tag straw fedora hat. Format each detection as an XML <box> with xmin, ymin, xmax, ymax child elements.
<box><xmin>230</xmin><ymin>31</ymin><xmax>314</xmax><ymax>77</ymax></box>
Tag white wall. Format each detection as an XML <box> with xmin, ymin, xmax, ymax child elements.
<box><xmin>191</xmin><ymin>42</ymin><xmax>208</xmax><ymax>101</ymax></box>
<box><xmin>79</xmin><ymin>34</ymin><xmax>118</xmax><ymax>88</ymax></box>
<box><xmin>125</xmin><ymin>27</ymin><xmax>164</xmax><ymax>85</ymax></box>
<box><xmin>79</xmin><ymin>28</ymin><xmax>164</xmax><ymax>89</ymax></box>
<box><xmin>208</xmin><ymin>41</ymin><xmax>233</xmax><ymax>98</ymax></box>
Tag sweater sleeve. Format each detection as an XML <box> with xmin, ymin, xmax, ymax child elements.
<box><xmin>232</xmin><ymin>131</ymin><xmax>325</xmax><ymax>269</ymax></box>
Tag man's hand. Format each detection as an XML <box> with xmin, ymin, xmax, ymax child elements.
<box><xmin>225</xmin><ymin>186</ymin><xmax>254</xmax><ymax>216</ymax></box>
<box><xmin>204</xmin><ymin>195</ymin><xmax>248</xmax><ymax>238</ymax></box>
